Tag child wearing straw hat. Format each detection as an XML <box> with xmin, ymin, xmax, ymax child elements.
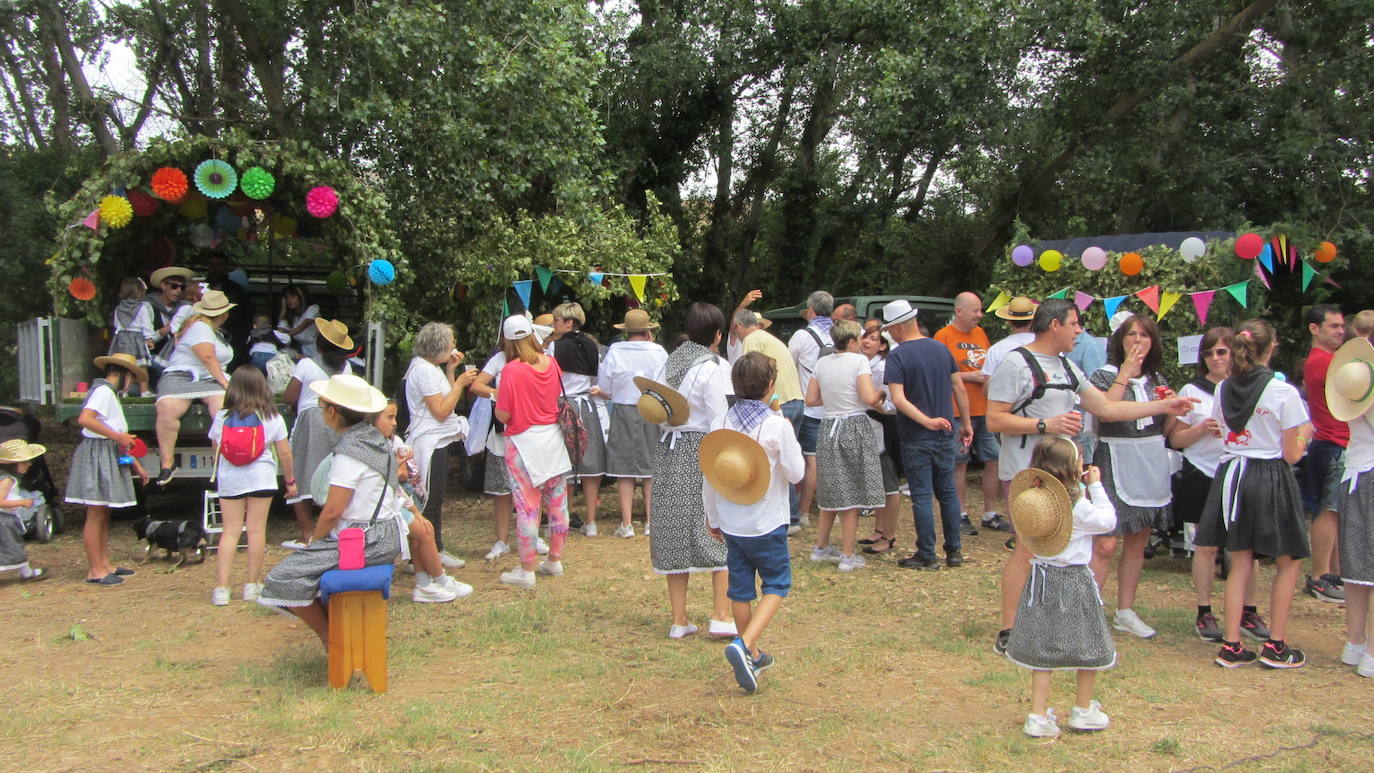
<box><xmin>1327</xmin><ymin>335</ymin><xmax>1374</xmax><ymax>677</ymax></box>
<box><xmin>1005</xmin><ymin>437</ymin><xmax>1117</xmax><ymax>738</ymax></box>
<box><xmin>594</xmin><ymin>308</ymin><xmax>669</xmax><ymax>538</ymax></box>
<box><xmin>0</xmin><ymin>439</ymin><xmax>52</xmax><ymax>582</ymax></box>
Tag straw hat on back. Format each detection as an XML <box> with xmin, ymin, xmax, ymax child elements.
<box><xmin>698</xmin><ymin>429</ymin><xmax>770</xmax><ymax>505</ymax></box>
<box><xmin>1009</xmin><ymin>467</ymin><xmax>1073</xmax><ymax>557</ymax></box>
<box><xmin>634</xmin><ymin>376</ymin><xmax>688</xmax><ymax>426</ymax></box>
<box><xmin>1327</xmin><ymin>336</ymin><xmax>1374</xmax><ymax>422</ymax></box>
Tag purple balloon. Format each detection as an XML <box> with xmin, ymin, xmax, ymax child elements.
<box><xmin>1012</xmin><ymin>245</ymin><xmax>1034</xmax><ymax>267</ymax></box>
<box><xmin>1081</xmin><ymin>246</ymin><xmax>1107</xmax><ymax>271</ymax></box>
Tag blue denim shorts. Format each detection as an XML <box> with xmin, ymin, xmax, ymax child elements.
<box><xmin>724</xmin><ymin>526</ymin><xmax>792</xmax><ymax>601</ymax></box>
<box><xmin>1300</xmin><ymin>439</ymin><xmax>1343</xmax><ymax>515</ymax></box>
<box><xmin>955</xmin><ymin>414</ymin><xmax>1000</xmax><ymax>464</ymax></box>
<box><xmin>798</xmin><ymin>415</ymin><xmax>821</xmax><ymax>456</ymax></box>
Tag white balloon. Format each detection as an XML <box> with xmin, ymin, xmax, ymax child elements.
<box><xmin>1180</xmin><ymin>236</ymin><xmax>1206</xmax><ymax>263</ymax></box>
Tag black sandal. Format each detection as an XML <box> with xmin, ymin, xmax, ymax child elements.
<box><xmin>863</xmin><ymin>536</ymin><xmax>896</xmax><ymax>555</ymax></box>
<box><xmin>857</xmin><ymin>532</ymin><xmax>883</xmax><ymax>546</ymax></box>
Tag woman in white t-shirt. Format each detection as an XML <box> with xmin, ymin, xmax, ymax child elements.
<box><xmin>153</xmin><ymin>290</ymin><xmax>236</xmax><ymax>486</ymax></box>
<box><xmin>281</xmin><ymin>320</ymin><xmax>355</xmax><ymax>548</ymax></box>
<box><xmin>1195</xmin><ymin>319</ymin><xmax>1313</xmax><ymax>669</ymax></box>
<box><xmin>805</xmin><ymin>320</ymin><xmax>885</xmax><ymax>571</ymax></box>
<box><xmin>208</xmin><ymin>366</ymin><xmax>295</xmax><ymax>607</ymax></box>
<box><xmin>278</xmin><ymin>285</ymin><xmax>321</xmax><ymax>358</ymax></box>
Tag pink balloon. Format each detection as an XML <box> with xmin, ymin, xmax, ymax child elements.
<box><xmin>1080</xmin><ymin>246</ymin><xmax>1107</xmax><ymax>271</ymax></box>
<box><xmin>1012</xmin><ymin>245</ymin><xmax>1034</xmax><ymax>267</ymax></box>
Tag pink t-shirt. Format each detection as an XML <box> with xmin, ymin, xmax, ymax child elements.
<box><xmin>496</xmin><ymin>357</ymin><xmax>563</xmax><ymax>436</ymax></box>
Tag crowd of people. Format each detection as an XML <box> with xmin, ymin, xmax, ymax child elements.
<box><xmin>9</xmin><ymin>264</ymin><xmax>1374</xmax><ymax>728</ymax></box>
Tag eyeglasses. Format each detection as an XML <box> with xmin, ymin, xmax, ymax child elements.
<box><xmin>1203</xmin><ymin>348</ymin><xmax>1229</xmax><ymax>357</ymax></box>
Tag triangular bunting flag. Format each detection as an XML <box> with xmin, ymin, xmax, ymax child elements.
<box><xmin>549</xmin><ymin>275</ymin><xmax>563</xmax><ymax>294</ymax></box>
<box><xmin>535</xmin><ymin>266</ymin><xmax>554</xmax><ymax>292</ymax></box>
<box><xmin>588</xmin><ymin>271</ymin><xmax>605</xmax><ymax>286</ymax></box>
<box><xmin>1289</xmin><ymin>244</ymin><xmax>1298</xmax><ymax>271</ymax></box>
<box><xmin>81</xmin><ymin>209</ymin><xmax>100</xmax><ymax>229</ymax></box>
<box><xmin>1046</xmin><ymin>286</ymin><xmax>1069</xmax><ymax>300</ymax></box>
<box><xmin>1258</xmin><ymin>244</ymin><xmax>1274</xmax><ymax>272</ymax></box>
<box><xmin>1223</xmin><ymin>280</ymin><xmax>1248</xmax><ymax>309</ymax></box>
<box><xmin>986</xmin><ymin>290</ymin><xmax>1011</xmax><ymax>313</ymax></box>
<box><xmin>1102</xmin><ymin>295</ymin><xmax>1127</xmax><ymax>318</ymax></box>
<box><xmin>1301</xmin><ymin>261</ymin><xmax>1316</xmax><ymax>292</ymax></box>
<box><xmin>1191</xmin><ymin>291</ymin><xmax>1215</xmax><ymax>326</ymax></box>
<box><xmin>1158</xmin><ymin>291</ymin><xmax>1182</xmax><ymax>320</ymax></box>
<box><xmin>513</xmin><ymin>279</ymin><xmax>533</xmax><ymax>309</ymax></box>
<box><xmin>1135</xmin><ymin>285</ymin><xmax>1160</xmax><ymax>314</ymax></box>
<box><xmin>1074</xmin><ymin>291</ymin><xmax>1094</xmax><ymax>312</ymax></box>
<box><xmin>502</xmin><ymin>299</ymin><xmax>510</xmax><ymax>317</ymax></box>
<box><xmin>628</xmin><ymin>274</ymin><xmax>647</xmax><ymax>302</ymax></box>
<box><xmin>1254</xmin><ymin>259</ymin><xmax>1271</xmax><ymax>290</ymax></box>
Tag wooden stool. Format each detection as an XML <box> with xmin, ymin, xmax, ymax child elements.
<box><xmin>319</xmin><ymin>564</ymin><xmax>393</xmax><ymax>693</ymax></box>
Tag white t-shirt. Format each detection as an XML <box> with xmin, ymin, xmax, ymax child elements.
<box><xmin>81</xmin><ymin>383</ymin><xmax>127</xmax><ymax>438</ymax></box>
<box><xmin>987</xmin><ymin>347</ymin><xmax>1090</xmax><ymax>481</ymax></box>
<box><xmin>291</xmin><ymin>358</ymin><xmax>337</xmax><ymax>413</ymax></box>
<box><xmin>1038</xmin><ymin>482</ymin><xmax>1118</xmax><ymax>565</ymax></box>
<box><xmin>209</xmin><ymin>411</ymin><xmax>288</xmax><ymax>497</ymax></box>
<box><xmin>404</xmin><ymin>357</ymin><xmax>466</xmax><ymax>449</ymax></box>
<box><xmin>481</xmin><ymin>351</ymin><xmax>507</xmax><ymax>384</ymax></box>
<box><xmin>112</xmin><ymin>302</ymin><xmax>156</xmax><ymax>338</ymax></box>
<box><xmin>284</xmin><ymin>305</ymin><xmax>321</xmax><ymax>356</ymax></box>
<box><xmin>789</xmin><ymin>324</ymin><xmax>834</xmax><ymax>419</ymax></box>
<box><xmin>1342</xmin><ymin>414</ymin><xmax>1374</xmax><ymax>485</ymax></box>
<box><xmin>166</xmin><ymin>320</ymin><xmax>232</xmax><ymax>377</ymax></box>
<box><xmin>249</xmin><ymin>329</ymin><xmax>290</xmax><ymax>357</ymax></box>
<box><xmin>703</xmin><ymin>413</ymin><xmax>805</xmax><ymax>536</ymax></box>
<box><xmin>1214</xmin><ymin>378</ymin><xmax>1309</xmax><ymax>461</ymax></box>
<box><xmin>599</xmin><ymin>340</ymin><xmax>669</xmax><ymax>404</ymax></box>
<box><xmin>327</xmin><ymin>454</ymin><xmax>400</xmax><ymax>536</ymax></box>
<box><xmin>982</xmin><ymin>331</ymin><xmax>1036</xmax><ymax>377</ymax></box>
<box><xmin>813</xmin><ymin>352</ymin><xmax>872</xmax><ymax>416</ymax></box>
<box><xmin>1177</xmin><ymin>381</ymin><xmax>1224</xmax><ymax>476</ymax></box>
<box><xmin>654</xmin><ymin>357</ymin><xmax>729</xmax><ymax>434</ymax></box>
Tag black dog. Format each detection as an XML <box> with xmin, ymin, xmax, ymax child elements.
<box><xmin>133</xmin><ymin>517</ymin><xmax>206</xmax><ymax>567</ymax></box>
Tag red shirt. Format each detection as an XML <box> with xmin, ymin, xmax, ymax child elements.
<box><xmin>497</xmin><ymin>357</ymin><xmax>563</xmax><ymax>436</ymax></box>
<box><xmin>1303</xmin><ymin>347</ymin><xmax>1349</xmax><ymax>447</ymax></box>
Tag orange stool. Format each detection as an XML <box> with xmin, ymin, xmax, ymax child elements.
<box><xmin>319</xmin><ymin>565</ymin><xmax>393</xmax><ymax>693</ymax></box>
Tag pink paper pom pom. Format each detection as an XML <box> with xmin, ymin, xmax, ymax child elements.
<box><xmin>305</xmin><ymin>185</ymin><xmax>339</xmax><ymax>218</ymax></box>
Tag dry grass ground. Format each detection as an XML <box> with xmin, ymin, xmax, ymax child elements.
<box><xmin>2</xmin><ymin>447</ymin><xmax>1371</xmax><ymax>771</ymax></box>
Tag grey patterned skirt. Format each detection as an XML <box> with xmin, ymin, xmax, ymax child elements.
<box><xmin>1007</xmin><ymin>562</ymin><xmax>1116</xmax><ymax>671</ymax></box>
<box><xmin>0</xmin><ymin>513</ymin><xmax>27</xmax><ymax>570</ymax></box>
<box><xmin>155</xmin><ymin>370</ymin><xmax>225</xmax><ymax>401</ymax></box>
<box><xmin>1195</xmin><ymin>457</ymin><xmax>1309</xmax><ymax>559</ymax></box>
<box><xmin>107</xmin><ymin>330</ymin><xmax>151</xmax><ymax>365</ymax></box>
<box><xmin>483</xmin><ymin>449</ymin><xmax>510</xmax><ymax>496</ymax></box>
<box><xmin>816</xmin><ymin>415</ymin><xmax>885</xmax><ymax>511</ymax></box>
<box><xmin>605</xmin><ymin>403</ymin><xmax>659</xmax><ymax>479</ymax></box>
<box><xmin>1094</xmin><ymin>441</ymin><xmax>1171</xmax><ymax>536</ymax></box>
<box><xmin>65</xmin><ymin>437</ymin><xmax>137</xmax><ymax>508</ymax></box>
<box><xmin>258</xmin><ymin>518</ymin><xmax>403</xmax><ymax>607</ymax></box>
<box><xmin>1339</xmin><ymin>470</ymin><xmax>1374</xmax><ymax>586</ymax></box>
<box><xmin>649</xmin><ymin>431</ymin><xmax>727</xmax><ymax>574</ymax></box>
<box><xmin>288</xmin><ymin>407</ymin><xmax>338</xmax><ymax>505</ymax></box>
<box><xmin>570</xmin><ymin>397</ymin><xmax>607</xmax><ymax>477</ymax></box>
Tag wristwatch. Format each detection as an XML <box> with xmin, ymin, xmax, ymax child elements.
<box><xmin>1036</xmin><ymin>418</ymin><xmax>1047</xmax><ymax>434</ymax></box>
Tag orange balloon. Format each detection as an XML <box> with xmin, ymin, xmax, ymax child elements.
<box><xmin>1120</xmin><ymin>252</ymin><xmax>1144</xmax><ymax>276</ymax></box>
<box><xmin>1314</xmin><ymin>241</ymin><xmax>1337</xmax><ymax>263</ymax></box>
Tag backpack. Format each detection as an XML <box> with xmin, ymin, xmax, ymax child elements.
<box><xmin>1008</xmin><ymin>347</ymin><xmax>1080</xmax><ymax>448</ymax></box>
<box><xmin>220</xmin><ymin>412</ymin><xmax>267</xmax><ymax>466</ymax></box>
<box><xmin>799</xmin><ymin>327</ymin><xmax>837</xmax><ymax>373</ymax></box>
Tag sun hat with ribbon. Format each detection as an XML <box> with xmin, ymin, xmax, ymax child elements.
<box><xmin>93</xmin><ymin>352</ymin><xmax>149</xmax><ymax>384</ymax></box>
<box><xmin>613</xmin><ymin>308</ymin><xmax>659</xmax><ymax>332</ymax></box>
<box><xmin>880</xmin><ymin>299</ymin><xmax>918</xmax><ymax>329</ymax></box>
<box><xmin>698</xmin><ymin>428</ymin><xmax>770</xmax><ymax>505</ymax></box>
<box><xmin>192</xmin><ymin>289</ymin><xmax>236</xmax><ymax>317</ymax></box>
<box><xmin>995</xmin><ymin>296</ymin><xmax>1038</xmax><ymax>321</ymax></box>
<box><xmin>634</xmin><ymin>376</ymin><xmax>689</xmax><ymax>426</ymax></box>
<box><xmin>1009</xmin><ymin>467</ymin><xmax>1073</xmax><ymax>557</ymax></box>
<box><xmin>309</xmin><ymin>374</ymin><xmax>387</xmax><ymax>414</ymax></box>
<box><xmin>0</xmin><ymin>439</ymin><xmax>46</xmax><ymax>463</ymax></box>
<box><xmin>1327</xmin><ymin>336</ymin><xmax>1374</xmax><ymax>422</ymax></box>
<box><xmin>314</xmin><ymin>318</ymin><xmax>354</xmax><ymax>351</ymax></box>
<box><xmin>150</xmin><ymin>266</ymin><xmax>193</xmax><ymax>286</ymax></box>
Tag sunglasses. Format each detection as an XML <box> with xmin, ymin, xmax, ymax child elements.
<box><xmin>1203</xmin><ymin>348</ymin><xmax>1229</xmax><ymax>357</ymax></box>
<box><xmin>164</xmin><ymin>282</ymin><xmax>186</xmax><ymax>290</ymax></box>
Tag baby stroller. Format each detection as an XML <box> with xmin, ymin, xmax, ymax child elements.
<box><xmin>0</xmin><ymin>405</ymin><xmax>63</xmax><ymax>541</ymax></box>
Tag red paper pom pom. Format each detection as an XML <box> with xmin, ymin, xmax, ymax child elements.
<box><xmin>68</xmin><ymin>277</ymin><xmax>97</xmax><ymax>301</ymax></box>
<box><xmin>150</xmin><ymin>167</ymin><xmax>189</xmax><ymax>202</ymax></box>
<box><xmin>128</xmin><ymin>189</ymin><xmax>160</xmax><ymax>217</ymax></box>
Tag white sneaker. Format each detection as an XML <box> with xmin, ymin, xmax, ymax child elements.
<box><xmin>1113</xmin><ymin>608</ymin><xmax>1157</xmax><ymax>639</ymax></box>
<box><xmin>838</xmin><ymin>553</ymin><xmax>867</xmax><ymax>572</ymax></box>
<box><xmin>1358</xmin><ymin>653</ymin><xmax>1374</xmax><ymax>678</ymax></box>
<box><xmin>484</xmin><ymin>540</ymin><xmax>509</xmax><ymax>561</ymax></box>
<box><xmin>211</xmin><ymin>586</ymin><xmax>230</xmax><ymax>606</ymax></box>
<box><xmin>415</xmin><ymin>571</ymin><xmax>432</xmax><ymax>588</ymax></box>
<box><xmin>787</xmin><ymin>523</ymin><xmax>801</xmax><ymax>536</ymax></box>
<box><xmin>500</xmin><ymin>567</ymin><xmax>536</xmax><ymax>588</ymax></box>
<box><xmin>668</xmin><ymin>623</ymin><xmax>698</xmax><ymax>640</ymax></box>
<box><xmin>1067</xmin><ymin>700</ymin><xmax>1110</xmax><ymax>731</ymax></box>
<box><xmin>413</xmin><ymin>582</ymin><xmax>459</xmax><ymax>603</ymax></box>
<box><xmin>642</xmin><ymin>521</ymin><xmax>651</xmax><ymax>536</ymax></box>
<box><xmin>437</xmin><ymin>574</ymin><xmax>474</xmax><ymax>598</ymax></box>
<box><xmin>1023</xmin><ymin>709</ymin><xmax>1060</xmax><ymax>738</ymax></box>
<box><xmin>242</xmin><ymin>583</ymin><xmax>262</xmax><ymax>602</ymax></box>
<box><xmin>438</xmin><ymin>551</ymin><xmax>466</xmax><ymax>569</ymax></box>
<box><xmin>280</xmin><ymin>539</ymin><xmax>307</xmax><ymax>550</ymax></box>
<box><xmin>809</xmin><ymin>545</ymin><xmax>842</xmax><ymax>563</ymax></box>
<box><xmin>708</xmin><ymin>618</ymin><xmax>738</xmax><ymax>638</ymax></box>
<box><xmin>536</xmin><ymin>560</ymin><xmax>564</xmax><ymax>577</ymax></box>
<box><xmin>535</xmin><ymin>537</ymin><xmax>550</xmax><ymax>555</ymax></box>
<box><xmin>799</xmin><ymin>513</ymin><xmax>811</xmax><ymax>528</ymax></box>
<box><xmin>1340</xmin><ymin>640</ymin><xmax>1369</xmax><ymax>666</ymax></box>
<box><xmin>614</xmin><ymin>524</ymin><xmax>635</xmax><ymax>539</ymax></box>
<box><xmin>582</xmin><ymin>522</ymin><xmax>598</xmax><ymax>537</ymax></box>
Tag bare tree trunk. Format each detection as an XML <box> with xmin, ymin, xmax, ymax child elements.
<box><xmin>35</xmin><ymin>2</ymin><xmax>119</xmax><ymax>155</ymax></box>
<box><xmin>220</xmin><ymin>0</ymin><xmax>292</xmax><ymax>136</ymax></box>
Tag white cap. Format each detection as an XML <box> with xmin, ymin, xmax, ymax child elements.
<box><xmin>502</xmin><ymin>315</ymin><xmax>533</xmax><ymax>341</ymax></box>
<box><xmin>1109</xmin><ymin>310</ymin><xmax>1133</xmax><ymax>334</ymax></box>
<box><xmin>880</xmin><ymin>299</ymin><xmax>918</xmax><ymax>329</ymax></box>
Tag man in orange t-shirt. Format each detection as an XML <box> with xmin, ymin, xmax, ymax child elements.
<box><xmin>934</xmin><ymin>292</ymin><xmax>1007</xmax><ymax>534</ymax></box>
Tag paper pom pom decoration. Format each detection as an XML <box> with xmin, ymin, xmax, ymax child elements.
<box><xmin>271</xmin><ymin>214</ymin><xmax>297</xmax><ymax>237</ymax></box>
<box><xmin>127</xmin><ymin>189</ymin><xmax>160</xmax><ymax>217</ymax></box>
<box><xmin>367</xmin><ymin>259</ymin><xmax>396</xmax><ymax>285</ymax></box>
<box><xmin>68</xmin><ymin>277</ymin><xmax>97</xmax><ymax>301</ymax></box>
<box><xmin>1011</xmin><ymin>245</ymin><xmax>1034</xmax><ymax>267</ymax></box>
<box><xmin>194</xmin><ymin>159</ymin><xmax>238</xmax><ymax>199</ymax></box>
<box><xmin>180</xmin><ymin>194</ymin><xmax>207</xmax><ymax>219</ymax></box>
<box><xmin>238</xmin><ymin>166</ymin><xmax>275</xmax><ymax>199</ymax></box>
<box><xmin>151</xmin><ymin>167</ymin><xmax>189</xmax><ymax>202</ymax></box>
<box><xmin>1038</xmin><ymin>249</ymin><xmax>1063</xmax><ymax>272</ymax></box>
<box><xmin>1080</xmin><ymin>246</ymin><xmax>1106</xmax><ymax>271</ymax></box>
<box><xmin>149</xmin><ymin>237</ymin><xmax>176</xmax><ymax>264</ymax></box>
<box><xmin>190</xmin><ymin>224</ymin><xmax>215</xmax><ymax>248</ymax></box>
<box><xmin>325</xmin><ymin>270</ymin><xmax>350</xmax><ymax>294</ymax></box>
<box><xmin>1179</xmin><ymin>237</ymin><xmax>1205</xmax><ymax>263</ymax></box>
<box><xmin>1234</xmin><ymin>233</ymin><xmax>1263</xmax><ymax>260</ymax></box>
<box><xmin>305</xmin><ymin>186</ymin><xmax>339</xmax><ymax>218</ymax></box>
<box><xmin>1119</xmin><ymin>252</ymin><xmax>1144</xmax><ymax>276</ymax></box>
<box><xmin>98</xmin><ymin>195</ymin><xmax>133</xmax><ymax>229</ymax></box>
<box><xmin>1315</xmin><ymin>241</ymin><xmax>1337</xmax><ymax>263</ymax></box>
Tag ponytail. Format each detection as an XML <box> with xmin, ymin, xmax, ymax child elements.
<box><xmin>1229</xmin><ymin>319</ymin><xmax>1274</xmax><ymax>377</ymax></box>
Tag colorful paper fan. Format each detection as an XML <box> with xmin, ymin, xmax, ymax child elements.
<box><xmin>98</xmin><ymin>195</ymin><xmax>133</xmax><ymax>229</ymax></box>
<box><xmin>194</xmin><ymin>159</ymin><xmax>238</xmax><ymax>199</ymax></box>
<box><xmin>68</xmin><ymin>277</ymin><xmax>97</xmax><ymax>301</ymax></box>
<box><xmin>239</xmin><ymin>166</ymin><xmax>275</xmax><ymax>199</ymax></box>
<box><xmin>305</xmin><ymin>185</ymin><xmax>339</xmax><ymax>218</ymax></box>
<box><xmin>150</xmin><ymin>167</ymin><xmax>189</xmax><ymax>202</ymax></box>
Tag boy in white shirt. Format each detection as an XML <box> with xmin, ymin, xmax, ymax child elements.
<box><xmin>704</xmin><ymin>352</ymin><xmax>805</xmax><ymax>693</ymax></box>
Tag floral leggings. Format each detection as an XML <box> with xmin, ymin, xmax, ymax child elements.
<box><xmin>504</xmin><ymin>445</ymin><xmax>569</xmax><ymax>563</ymax></box>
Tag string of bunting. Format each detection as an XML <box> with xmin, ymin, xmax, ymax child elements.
<box><xmin>507</xmin><ymin>266</ymin><xmax>667</xmax><ymax>308</ymax></box>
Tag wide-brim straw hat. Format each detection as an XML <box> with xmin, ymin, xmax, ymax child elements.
<box><xmin>93</xmin><ymin>352</ymin><xmax>148</xmax><ymax>384</ymax></box>
<box><xmin>309</xmin><ymin>374</ymin><xmax>387</xmax><ymax>414</ymax></box>
<box><xmin>613</xmin><ymin>308</ymin><xmax>659</xmax><ymax>331</ymax></box>
<box><xmin>698</xmin><ymin>428</ymin><xmax>770</xmax><ymax>505</ymax></box>
<box><xmin>532</xmin><ymin>313</ymin><xmax>555</xmax><ymax>326</ymax></box>
<box><xmin>634</xmin><ymin>376</ymin><xmax>689</xmax><ymax>426</ymax></box>
<box><xmin>314</xmin><ymin>318</ymin><xmax>354</xmax><ymax>351</ymax></box>
<box><xmin>995</xmin><ymin>296</ymin><xmax>1038</xmax><ymax>321</ymax></box>
<box><xmin>1009</xmin><ymin>467</ymin><xmax>1073</xmax><ymax>557</ymax></box>
<box><xmin>0</xmin><ymin>439</ymin><xmax>46</xmax><ymax>463</ymax></box>
<box><xmin>150</xmin><ymin>266</ymin><xmax>193</xmax><ymax>286</ymax></box>
<box><xmin>1327</xmin><ymin>336</ymin><xmax>1374</xmax><ymax>422</ymax></box>
<box><xmin>754</xmin><ymin>312</ymin><xmax>772</xmax><ymax>330</ymax></box>
<box><xmin>192</xmin><ymin>289</ymin><xmax>236</xmax><ymax>317</ymax></box>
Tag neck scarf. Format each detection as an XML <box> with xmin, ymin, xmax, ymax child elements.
<box><xmin>664</xmin><ymin>340</ymin><xmax>715</xmax><ymax>389</ymax></box>
<box><xmin>727</xmin><ymin>399</ymin><xmax>770</xmax><ymax>434</ymax></box>
<box><xmin>331</xmin><ymin>421</ymin><xmax>396</xmax><ymax>492</ymax></box>
<box><xmin>810</xmin><ymin>317</ymin><xmax>834</xmax><ymax>336</ymax></box>
<box><xmin>1220</xmin><ymin>367</ymin><xmax>1274</xmax><ymax>434</ymax></box>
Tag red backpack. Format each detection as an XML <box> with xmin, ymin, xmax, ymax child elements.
<box><xmin>220</xmin><ymin>412</ymin><xmax>267</xmax><ymax>466</ymax></box>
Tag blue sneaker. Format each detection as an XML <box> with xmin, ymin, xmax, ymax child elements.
<box><xmin>752</xmin><ymin>651</ymin><xmax>774</xmax><ymax>675</ymax></box>
<box><xmin>724</xmin><ymin>637</ymin><xmax>757</xmax><ymax>693</ymax></box>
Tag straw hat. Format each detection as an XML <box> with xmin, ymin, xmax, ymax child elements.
<box><xmin>150</xmin><ymin>266</ymin><xmax>192</xmax><ymax>286</ymax></box>
<box><xmin>0</xmin><ymin>439</ymin><xmax>46</xmax><ymax>463</ymax></box>
<box><xmin>880</xmin><ymin>299</ymin><xmax>918</xmax><ymax>329</ymax></box>
<box><xmin>532</xmin><ymin>313</ymin><xmax>555</xmax><ymax>326</ymax></box>
<box><xmin>1008</xmin><ymin>467</ymin><xmax>1073</xmax><ymax>557</ymax></box>
<box><xmin>192</xmin><ymin>289</ymin><xmax>236</xmax><ymax>317</ymax></box>
<box><xmin>995</xmin><ymin>296</ymin><xmax>1038</xmax><ymax>321</ymax></box>
<box><xmin>1327</xmin><ymin>337</ymin><xmax>1374</xmax><ymax>421</ymax></box>
<box><xmin>308</xmin><ymin>374</ymin><xmax>387</xmax><ymax>414</ymax></box>
<box><xmin>314</xmin><ymin>318</ymin><xmax>354</xmax><ymax>351</ymax></box>
<box><xmin>754</xmin><ymin>312</ymin><xmax>772</xmax><ymax>330</ymax></box>
<box><xmin>93</xmin><ymin>352</ymin><xmax>148</xmax><ymax>384</ymax></box>
<box><xmin>613</xmin><ymin>308</ymin><xmax>659</xmax><ymax>332</ymax></box>
<box><xmin>698</xmin><ymin>429</ymin><xmax>770</xmax><ymax>505</ymax></box>
<box><xmin>634</xmin><ymin>376</ymin><xmax>689</xmax><ymax>426</ymax></box>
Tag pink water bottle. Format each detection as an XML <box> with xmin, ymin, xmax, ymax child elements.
<box><xmin>337</xmin><ymin>527</ymin><xmax>365</xmax><ymax>570</ymax></box>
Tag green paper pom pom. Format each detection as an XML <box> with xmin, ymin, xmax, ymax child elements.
<box><xmin>239</xmin><ymin>166</ymin><xmax>275</xmax><ymax>200</ymax></box>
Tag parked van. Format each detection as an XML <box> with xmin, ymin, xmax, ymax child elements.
<box><xmin>760</xmin><ymin>295</ymin><xmax>956</xmax><ymax>339</ymax></box>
